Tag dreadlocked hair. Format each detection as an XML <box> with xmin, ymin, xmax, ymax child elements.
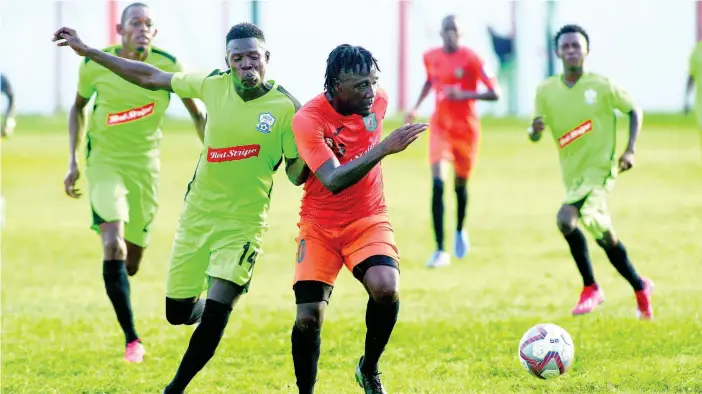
<box><xmin>324</xmin><ymin>44</ymin><xmax>380</xmax><ymax>95</ymax></box>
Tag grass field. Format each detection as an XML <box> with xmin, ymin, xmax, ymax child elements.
<box><xmin>2</xmin><ymin>114</ymin><xmax>701</xmax><ymax>393</ymax></box>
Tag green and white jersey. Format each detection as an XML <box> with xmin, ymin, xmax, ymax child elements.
<box><xmin>534</xmin><ymin>73</ymin><xmax>636</xmax><ymax>202</ymax></box>
<box><xmin>78</xmin><ymin>45</ymin><xmax>182</xmax><ymax>169</ymax></box>
<box><xmin>171</xmin><ymin>70</ymin><xmax>300</xmax><ymax>226</ymax></box>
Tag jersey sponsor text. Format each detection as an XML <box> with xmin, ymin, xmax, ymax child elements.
<box><xmin>106</xmin><ymin>102</ymin><xmax>155</xmax><ymax>126</ymax></box>
<box><xmin>207</xmin><ymin>144</ymin><xmax>261</xmax><ymax>162</ymax></box>
<box><xmin>559</xmin><ymin>120</ymin><xmax>592</xmax><ymax>148</ymax></box>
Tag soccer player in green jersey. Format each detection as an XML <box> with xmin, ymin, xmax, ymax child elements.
<box><xmin>54</xmin><ymin>21</ymin><xmax>308</xmax><ymax>392</ymax></box>
<box><xmin>529</xmin><ymin>25</ymin><xmax>654</xmax><ymax>320</ymax></box>
<box><xmin>62</xmin><ymin>2</ymin><xmax>206</xmax><ymax>363</ymax></box>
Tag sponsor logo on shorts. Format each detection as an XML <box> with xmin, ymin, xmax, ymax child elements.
<box><xmin>207</xmin><ymin>144</ymin><xmax>261</xmax><ymax>162</ymax></box>
<box><xmin>559</xmin><ymin>120</ymin><xmax>592</xmax><ymax>148</ymax></box>
<box><xmin>106</xmin><ymin>102</ymin><xmax>155</xmax><ymax>126</ymax></box>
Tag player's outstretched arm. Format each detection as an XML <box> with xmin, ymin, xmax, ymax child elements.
<box><xmin>406</xmin><ymin>80</ymin><xmax>432</xmax><ymax>123</ymax></box>
<box><xmin>181</xmin><ymin>98</ymin><xmax>206</xmax><ymax>142</ymax></box>
<box><xmin>64</xmin><ymin>93</ymin><xmax>90</xmax><ymax>198</ymax></box>
<box><xmin>314</xmin><ymin>123</ymin><xmax>427</xmax><ymax>194</ymax></box>
<box><xmin>285</xmin><ymin>158</ymin><xmax>309</xmax><ymax>186</ymax></box>
<box><xmin>53</xmin><ymin>27</ymin><xmax>174</xmax><ymax>92</ymax></box>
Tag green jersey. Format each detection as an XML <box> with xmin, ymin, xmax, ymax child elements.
<box><xmin>171</xmin><ymin>70</ymin><xmax>300</xmax><ymax>226</ymax></box>
<box><xmin>688</xmin><ymin>41</ymin><xmax>702</xmax><ymax>127</ymax></box>
<box><xmin>534</xmin><ymin>73</ymin><xmax>636</xmax><ymax>202</ymax></box>
<box><xmin>78</xmin><ymin>45</ymin><xmax>182</xmax><ymax>168</ymax></box>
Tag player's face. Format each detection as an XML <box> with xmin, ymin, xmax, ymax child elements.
<box><xmin>118</xmin><ymin>6</ymin><xmax>156</xmax><ymax>53</ymax></box>
<box><xmin>335</xmin><ymin>66</ymin><xmax>379</xmax><ymax>117</ymax></box>
<box><xmin>557</xmin><ymin>32</ymin><xmax>588</xmax><ymax>70</ymax></box>
<box><xmin>226</xmin><ymin>38</ymin><xmax>269</xmax><ymax>90</ymax></box>
<box><xmin>440</xmin><ymin>18</ymin><xmax>460</xmax><ymax>50</ymax></box>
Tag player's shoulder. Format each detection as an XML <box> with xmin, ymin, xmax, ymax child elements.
<box><xmin>271</xmin><ymin>83</ymin><xmax>302</xmax><ymax>113</ymax></box>
<box><xmin>423</xmin><ymin>47</ymin><xmax>445</xmax><ymax>60</ymax></box>
<box><xmin>149</xmin><ymin>46</ymin><xmax>179</xmax><ymax>66</ymax></box>
<box><xmin>536</xmin><ymin>75</ymin><xmax>561</xmax><ymax>94</ymax></box>
<box><xmin>583</xmin><ymin>73</ymin><xmax>620</xmax><ymax>91</ymax></box>
<box><xmin>82</xmin><ymin>45</ymin><xmax>119</xmax><ymax>66</ymax></box>
<box><xmin>293</xmin><ymin>94</ymin><xmax>328</xmax><ymax>127</ymax></box>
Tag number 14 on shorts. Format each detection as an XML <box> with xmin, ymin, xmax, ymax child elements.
<box><xmin>238</xmin><ymin>241</ymin><xmax>259</xmax><ymax>272</ymax></box>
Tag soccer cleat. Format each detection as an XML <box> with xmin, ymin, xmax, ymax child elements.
<box><xmin>571</xmin><ymin>285</ymin><xmax>605</xmax><ymax>315</ymax></box>
<box><xmin>426</xmin><ymin>251</ymin><xmax>450</xmax><ymax>268</ymax></box>
<box><xmin>635</xmin><ymin>277</ymin><xmax>655</xmax><ymax>320</ymax></box>
<box><xmin>124</xmin><ymin>339</ymin><xmax>145</xmax><ymax>363</ymax></box>
<box><xmin>355</xmin><ymin>357</ymin><xmax>387</xmax><ymax>394</ymax></box>
<box><xmin>454</xmin><ymin>230</ymin><xmax>470</xmax><ymax>259</ymax></box>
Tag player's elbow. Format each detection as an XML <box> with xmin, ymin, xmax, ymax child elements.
<box><xmin>487</xmin><ymin>90</ymin><xmax>501</xmax><ymax>101</ymax></box>
<box><xmin>287</xmin><ymin>169</ymin><xmax>309</xmax><ymax>186</ymax></box>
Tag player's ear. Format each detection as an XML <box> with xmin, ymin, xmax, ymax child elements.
<box><xmin>152</xmin><ymin>28</ymin><xmax>158</xmax><ymax>39</ymax></box>
<box><xmin>265</xmin><ymin>50</ymin><xmax>270</xmax><ymax>63</ymax></box>
<box><xmin>224</xmin><ymin>56</ymin><xmax>230</xmax><ymax>68</ymax></box>
<box><xmin>116</xmin><ymin>24</ymin><xmax>124</xmax><ymax>36</ymax></box>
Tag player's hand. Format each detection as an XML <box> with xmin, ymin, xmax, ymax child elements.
<box><xmin>404</xmin><ymin>110</ymin><xmax>417</xmax><ymax>124</ymax></box>
<box><xmin>532</xmin><ymin>116</ymin><xmax>546</xmax><ymax>133</ymax></box>
<box><xmin>380</xmin><ymin>123</ymin><xmax>428</xmax><ymax>155</ymax></box>
<box><xmin>64</xmin><ymin>163</ymin><xmax>82</xmax><ymax>198</ymax></box>
<box><xmin>52</xmin><ymin>27</ymin><xmax>90</xmax><ymax>56</ymax></box>
<box><xmin>618</xmin><ymin>150</ymin><xmax>635</xmax><ymax>173</ymax></box>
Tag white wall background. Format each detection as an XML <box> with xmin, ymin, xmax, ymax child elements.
<box><xmin>0</xmin><ymin>0</ymin><xmax>697</xmax><ymax>119</ymax></box>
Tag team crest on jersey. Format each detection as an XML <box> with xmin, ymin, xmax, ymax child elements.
<box><xmin>363</xmin><ymin>113</ymin><xmax>377</xmax><ymax>132</ymax></box>
<box><xmin>584</xmin><ymin>89</ymin><xmax>597</xmax><ymax>105</ymax></box>
<box><xmin>454</xmin><ymin>67</ymin><xmax>464</xmax><ymax>78</ymax></box>
<box><xmin>256</xmin><ymin>112</ymin><xmax>276</xmax><ymax>134</ymax></box>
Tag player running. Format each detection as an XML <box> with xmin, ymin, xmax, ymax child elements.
<box><xmin>684</xmin><ymin>38</ymin><xmax>702</xmax><ymax>153</ymax></box>
<box><xmin>1</xmin><ymin>73</ymin><xmax>16</xmax><ymax>229</ymax></box>
<box><xmin>290</xmin><ymin>44</ymin><xmax>427</xmax><ymax>394</ymax></box>
<box><xmin>54</xmin><ymin>21</ymin><xmax>308</xmax><ymax>392</ymax></box>
<box><xmin>407</xmin><ymin>15</ymin><xmax>500</xmax><ymax>268</ymax></box>
<box><xmin>529</xmin><ymin>25</ymin><xmax>654</xmax><ymax>319</ymax></box>
<box><xmin>61</xmin><ymin>3</ymin><xmax>206</xmax><ymax>363</ymax></box>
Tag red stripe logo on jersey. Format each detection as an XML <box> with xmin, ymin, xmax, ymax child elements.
<box><xmin>559</xmin><ymin>120</ymin><xmax>593</xmax><ymax>148</ymax></box>
<box><xmin>106</xmin><ymin>102</ymin><xmax>155</xmax><ymax>126</ymax></box>
<box><xmin>207</xmin><ymin>144</ymin><xmax>261</xmax><ymax>162</ymax></box>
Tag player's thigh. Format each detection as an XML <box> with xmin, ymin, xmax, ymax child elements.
<box><xmin>207</xmin><ymin>226</ymin><xmax>268</xmax><ymax>294</ymax></box>
<box><xmin>294</xmin><ymin>224</ymin><xmax>344</xmax><ymax>288</ymax></box>
<box><xmin>578</xmin><ymin>185</ymin><xmax>614</xmax><ymax>240</ymax></box>
<box><xmin>123</xmin><ymin>171</ymin><xmax>160</xmax><ymax>247</ymax></box>
<box><xmin>166</xmin><ymin>219</ymin><xmax>211</xmax><ymax>300</ymax></box>
<box><xmin>451</xmin><ymin>127</ymin><xmax>481</xmax><ymax>179</ymax></box>
<box><xmin>85</xmin><ymin>164</ymin><xmax>129</xmax><ymax>227</ymax></box>
<box><xmin>340</xmin><ymin>215</ymin><xmax>400</xmax><ymax>282</ymax></box>
<box><xmin>428</xmin><ymin>122</ymin><xmax>452</xmax><ymax>168</ymax></box>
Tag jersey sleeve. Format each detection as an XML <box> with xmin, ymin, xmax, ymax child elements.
<box><xmin>292</xmin><ymin>113</ymin><xmax>336</xmax><ymax>173</ymax></box>
<box><xmin>282</xmin><ymin>112</ymin><xmax>299</xmax><ymax>160</ymax></box>
<box><xmin>609</xmin><ymin>82</ymin><xmax>636</xmax><ymax>114</ymax></box>
<box><xmin>77</xmin><ymin>59</ymin><xmax>95</xmax><ymax>99</ymax></box>
<box><xmin>534</xmin><ymin>84</ymin><xmax>548</xmax><ymax>118</ymax></box>
<box><xmin>171</xmin><ymin>72</ymin><xmax>209</xmax><ymax>99</ymax></box>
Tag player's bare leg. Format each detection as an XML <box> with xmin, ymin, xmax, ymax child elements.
<box><xmin>427</xmin><ymin>162</ymin><xmax>450</xmax><ymax>268</ymax></box>
<box><xmin>453</xmin><ymin>174</ymin><xmax>470</xmax><ymax>259</ymax></box>
<box><xmin>125</xmin><ymin>241</ymin><xmax>144</xmax><ymax>276</ymax></box>
<box><xmin>164</xmin><ymin>278</ymin><xmax>241</xmax><ymax>394</ymax></box>
<box><xmin>292</xmin><ymin>296</ymin><xmax>328</xmax><ymax>394</ymax></box>
<box><xmin>596</xmin><ymin>231</ymin><xmax>654</xmax><ymax>320</ymax></box>
<box><xmin>355</xmin><ymin>258</ymin><xmax>400</xmax><ymax>394</ymax></box>
<box><xmin>100</xmin><ymin>221</ymin><xmax>144</xmax><ymax>362</ymax></box>
<box><xmin>556</xmin><ymin>204</ymin><xmax>603</xmax><ymax>315</ymax></box>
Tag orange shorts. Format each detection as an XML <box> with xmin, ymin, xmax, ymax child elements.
<box><xmin>428</xmin><ymin>121</ymin><xmax>480</xmax><ymax>178</ymax></box>
<box><xmin>294</xmin><ymin>215</ymin><xmax>400</xmax><ymax>286</ymax></box>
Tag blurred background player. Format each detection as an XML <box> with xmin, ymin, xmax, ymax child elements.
<box><xmin>407</xmin><ymin>15</ymin><xmax>500</xmax><ymax>268</ymax></box>
<box><xmin>291</xmin><ymin>45</ymin><xmax>427</xmax><ymax>394</ymax></box>
<box><xmin>683</xmin><ymin>38</ymin><xmax>702</xmax><ymax>153</ymax></box>
<box><xmin>61</xmin><ymin>2</ymin><xmax>206</xmax><ymax>363</ymax></box>
<box><xmin>54</xmin><ymin>21</ymin><xmax>307</xmax><ymax>392</ymax></box>
<box><xmin>1</xmin><ymin>73</ymin><xmax>16</xmax><ymax>229</ymax></box>
<box><xmin>529</xmin><ymin>24</ymin><xmax>654</xmax><ymax>320</ymax></box>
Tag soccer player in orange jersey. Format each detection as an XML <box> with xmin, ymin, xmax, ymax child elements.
<box><xmin>290</xmin><ymin>44</ymin><xmax>427</xmax><ymax>394</ymax></box>
<box><xmin>407</xmin><ymin>15</ymin><xmax>501</xmax><ymax>268</ymax></box>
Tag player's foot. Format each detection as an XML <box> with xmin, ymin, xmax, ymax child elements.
<box><xmin>571</xmin><ymin>285</ymin><xmax>605</xmax><ymax>315</ymax></box>
<box><xmin>426</xmin><ymin>251</ymin><xmax>450</xmax><ymax>268</ymax></box>
<box><xmin>355</xmin><ymin>357</ymin><xmax>387</xmax><ymax>394</ymax></box>
<box><xmin>124</xmin><ymin>339</ymin><xmax>145</xmax><ymax>363</ymax></box>
<box><xmin>635</xmin><ymin>277</ymin><xmax>654</xmax><ymax>320</ymax></box>
<box><xmin>454</xmin><ymin>230</ymin><xmax>470</xmax><ymax>259</ymax></box>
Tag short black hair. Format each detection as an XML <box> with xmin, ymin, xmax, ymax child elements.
<box><xmin>324</xmin><ymin>44</ymin><xmax>380</xmax><ymax>94</ymax></box>
<box><xmin>121</xmin><ymin>2</ymin><xmax>149</xmax><ymax>25</ymax></box>
<box><xmin>554</xmin><ymin>24</ymin><xmax>590</xmax><ymax>50</ymax></box>
<box><xmin>226</xmin><ymin>23</ymin><xmax>265</xmax><ymax>45</ymax></box>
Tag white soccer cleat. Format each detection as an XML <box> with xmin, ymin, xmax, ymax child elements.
<box><xmin>426</xmin><ymin>251</ymin><xmax>451</xmax><ymax>268</ymax></box>
<box><xmin>454</xmin><ymin>230</ymin><xmax>470</xmax><ymax>259</ymax></box>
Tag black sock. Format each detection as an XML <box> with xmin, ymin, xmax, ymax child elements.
<box><xmin>291</xmin><ymin>325</ymin><xmax>321</xmax><ymax>394</ymax></box>
<box><xmin>361</xmin><ymin>298</ymin><xmax>400</xmax><ymax>375</ymax></box>
<box><xmin>455</xmin><ymin>184</ymin><xmax>468</xmax><ymax>231</ymax></box>
<box><xmin>432</xmin><ymin>179</ymin><xmax>445</xmax><ymax>251</ymax></box>
<box><xmin>564</xmin><ymin>229</ymin><xmax>596</xmax><ymax>287</ymax></box>
<box><xmin>103</xmin><ymin>260</ymin><xmax>138</xmax><ymax>344</ymax></box>
<box><xmin>598</xmin><ymin>240</ymin><xmax>644</xmax><ymax>291</ymax></box>
<box><xmin>166</xmin><ymin>298</ymin><xmax>206</xmax><ymax>326</ymax></box>
<box><xmin>165</xmin><ymin>299</ymin><xmax>232</xmax><ymax>393</ymax></box>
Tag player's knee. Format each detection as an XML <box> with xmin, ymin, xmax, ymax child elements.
<box><xmin>432</xmin><ymin>178</ymin><xmax>444</xmax><ymax>197</ymax></box>
<box><xmin>556</xmin><ymin>207</ymin><xmax>579</xmax><ymax>235</ymax></box>
<box><xmin>595</xmin><ymin>231</ymin><xmax>618</xmax><ymax>250</ymax></box>
<box><xmin>370</xmin><ymin>286</ymin><xmax>399</xmax><ymax>305</ymax></box>
<box><xmin>454</xmin><ymin>176</ymin><xmax>467</xmax><ymax>188</ymax></box>
<box><xmin>165</xmin><ymin>297</ymin><xmax>197</xmax><ymax>326</ymax></box>
<box><xmin>295</xmin><ymin>304</ymin><xmax>324</xmax><ymax>332</ymax></box>
<box><xmin>102</xmin><ymin>238</ymin><xmax>127</xmax><ymax>261</ymax></box>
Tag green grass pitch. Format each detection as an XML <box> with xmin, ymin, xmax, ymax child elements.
<box><xmin>2</xmin><ymin>114</ymin><xmax>701</xmax><ymax>393</ymax></box>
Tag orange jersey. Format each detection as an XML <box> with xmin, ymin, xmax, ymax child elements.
<box><xmin>423</xmin><ymin>46</ymin><xmax>496</xmax><ymax>124</ymax></box>
<box><xmin>292</xmin><ymin>90</ymin><xmax>389</xmax><ymax>227</ymax></box>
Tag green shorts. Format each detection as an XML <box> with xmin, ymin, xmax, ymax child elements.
<box><xmin>165</xmin><ymin>203</ymin><xmax>266</xmax><ymax>299</ymax></box>
<box><xmin>565</xmin><ymin>176</ymin><xmax>617</xmax><ymax>239</ymax></box>
<box><xmin>85</xmin><ymin>163</ymin><xmax>159</xmax><ymax>247</ymax></box>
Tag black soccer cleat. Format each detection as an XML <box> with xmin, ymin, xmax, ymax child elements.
<box><xmin>355</xmin><ymin>356</ymin><xmax>387</xmax><ymax>394</ymax></box>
